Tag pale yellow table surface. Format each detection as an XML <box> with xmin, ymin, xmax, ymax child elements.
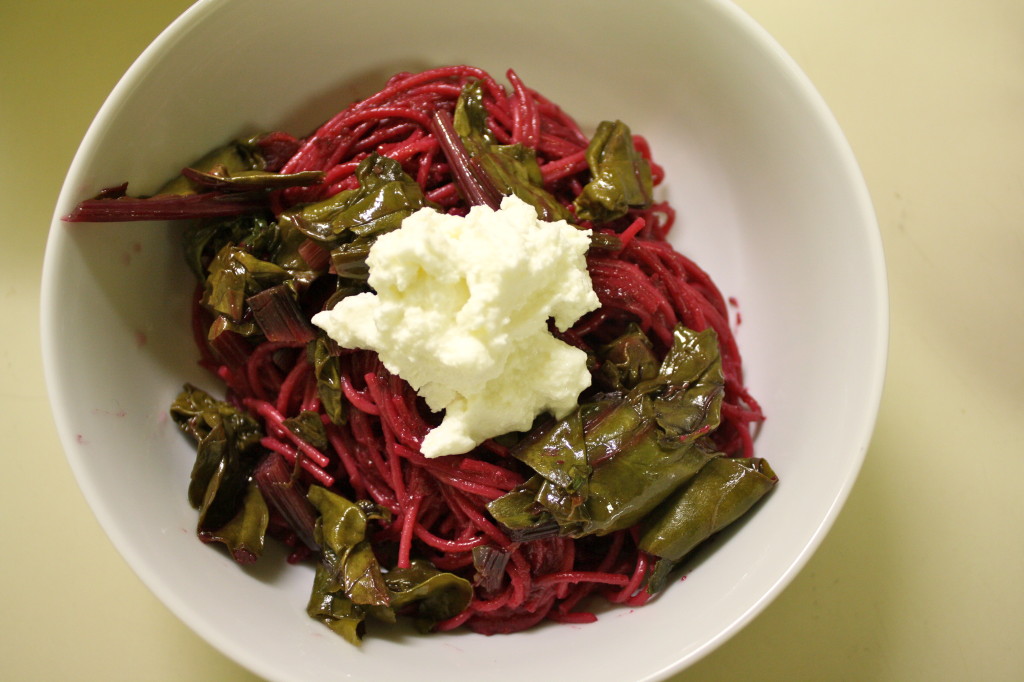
<box><xmin>3</xmin><ymin>1</ymin><xmax>1022</xmax><ymax>680</ymax></box>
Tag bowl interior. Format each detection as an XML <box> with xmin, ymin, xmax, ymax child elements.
<box><xmin>42</xmin><ymin>0</ymin><xmax>886</xmax><ymax>680</ymax></box>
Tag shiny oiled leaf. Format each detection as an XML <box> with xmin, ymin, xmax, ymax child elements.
<box><xmin>642</xmin><ymin>326</ymin><xmax>725</xmax><ymax>443</ymax></box>
<box><xmin>328</xmin><ymin>240</ymin><xmax>373</xmax><ymax>281</ymax></box>
<box><xmin>277</xmin><ymin>154</ymin><xmax>430</xmax><ymax>283</ymax></box>
<box><xmin>488</xmin><ymin>325</ymin><xmax>727</xmax><ymax>538</ymax></box>
<box><xmin>282</xmin><ymin>410</ymin><xmax>329</xmax><ymax>450</ymax></box>
<box><xmin>169</xmin><ymin>384</ymin><xmax>265</xmax><ymax>537</ymax></box>
<box><xmin>579</xmin><ymin>398</ymin><xmax>721</xmax><ymax>534</ymax></box>
<box><xmin>182</xmin><ymin>214</ymin><xmax>272</xmax><ymax>281</ymax></box>
<box><xmin>483</xmin><ymin>480</ymin><xmax>561</xmax><ymax>541</ymax></box>
<box><xmin>308</xmin><ymin>485</ymin><xmax>368</xmax><ymax>551</ymax></box>
<box><xmin>279</xmin><ymin>154</ymin><xmax>429</xmax><ymax>245</ymax></box>
<box><xmin>308</xmin><ymin>337</ymin><xmax>346</xmax><ymax>424</ymax></box>
<box><xmin>453</xmin><ymin>81</ymin><xmax>572</xmax><ymax>222</ymax></box>
<box><xmin>157</xmin><ymin>137</ymin><xmax>266</xmax><ymax>196</ymax></box>
<box><xmin>307</xmin><ymin>486</ymin><xmax>391</xmax><ymax>609</ymax></box>
<box><xmin>187</xmin><ymin>212</ymin><xmax>323</xmax><ymax>343</ymax></box>
<box><xmin>306</xmin><ymin>562</ymin><xmax>367</xmax><ymax>645</ymax></box>
<box><xmin>596</xmin><ymin>324</ymin><xmax>660</xmax><ymax>391</ymax></box>
<box><xmin>273</xmin><ymin>222</ymin><xmax>326</xmax><ymax>289</ymax></box>
<box><xmin>452</xmin><ymin>81</ymin><xmax>496</xmax><ymax>146</ymax></box>
<box><xmin>184</xmin><ymin>212</ymin><xmax>303</xmax><ymax>281</ymax></box>
<box><xmin>203</xmin><ymin>244</ymin><xmax>290</xmax><ymax>323</ymax></box>
<box><xmin>510</xmin><ymin>410</ymin><xmax>590</xmax><ymax>495</ymax></box>
<box><xmin>305</xmin><ymin>486</ymin><xmax>470</xmax><ymax>643</ymax></box>
<box><xmin>341</xmin><ymin>542</ymin><xmax>392</xmax><ymax>607</ymax></box>
<box><xmin>574</xmin><ymin>120</ymin><xmax>653</xmax><ymax>223</ymax></box>
<box><xmin>639</xmin><ymin>456</ymin><xmax>777</xmax><ymax>564</ymax></box>
<box><xmin>181</xmin><ymin>166</ymin><xmax>324</xmax><ymax>192</ymax></box>
<box><xmin>198</xmin><ymin>481</ymin><xmax>269</xmax><ymax>564</ymax></box>
<box><xmin>385</xmin><ymin>560</ymin><xmax>473</xmax><ymax>632</ymax></box>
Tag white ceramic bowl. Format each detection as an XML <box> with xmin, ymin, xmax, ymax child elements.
<box><xmin>42</xmin><ymin>1</ymin><xmax>887</xmax><ymax>679</ymax></box>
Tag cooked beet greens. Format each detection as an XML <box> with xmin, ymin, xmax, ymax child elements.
<box><xmin>306</xmin><ymin>485</ymin><xmax>472</xmax><ymax>643</ymax></box>
<box><xmin>67</xmin><ymin>66</ymin><xmax>771</xmax><ymax>643</ymax></box>
<box><xmin>64</xmin><ymin>133</ymin><xmax>308</xmax><ymax>222</ymax></box>
<box><xmin>574</xmin><ymin>120</ymin><xmax>654</xmax><ymax>223</ymax></box>
<box><xmin>488</xmin><ymin>326</ymin><xmax>732</xmax><ymax>540</ymax></box>
<box><xmin>169</xmin><ymin>384</ymin><xmax>268</xmax><ymax>562</ymax></box>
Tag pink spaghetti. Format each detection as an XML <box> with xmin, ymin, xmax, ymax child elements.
<box><xmin>179</xmin><ymin>66</ymin><xmax>763</xmax><ymax>634</ymax></box>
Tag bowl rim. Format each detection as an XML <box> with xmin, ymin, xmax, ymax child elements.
<box><xmin>41</xmin><ymin>0</ymin><xmax>889</xmax><ymax>679</ymax></box>
<box><xmin>647</xmin><ymin>6</ymin><xmax>889</xmax><ymax>679</ymax></box>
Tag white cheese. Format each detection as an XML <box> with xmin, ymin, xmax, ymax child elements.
<box><xmin>311</xmin><ymin>194</ymin><xmax>600</xmax><ymax>457</ymax></box>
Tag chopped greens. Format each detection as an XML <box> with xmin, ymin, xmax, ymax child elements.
<box><xmin>64</xmin><ymin>133</ymin><xmax>310</xmax><ymax>222</ymax></box>
<box><xmin>198</xmin><ymin>482</ymin><xmax>269</xmax><ymax>565</ymax></box>
<box><xmin>308</xmin><ymin>337</ymin><xmax>346</xmax><ymax>425</ymax></box>
<box><xmin>488</xmin><ymin>325</ymin><xmax>732</xmax><ymax>539</ymax></box>
<box><xmin>305</xmin><ymin>486</ymin><xmax>471</xmax><ymax>644</ymax></box>
<box><xmin>447</xmin><ymin>81</ymin><xmax>572</xmax><ymax>222</ymax></box>
<box><xmin>574</xmin><ymin>120</ymin><xmax>653</xmax><ymax>223</ymax></box>
<box><xmin>169</xmin><ymin>385</ymin><xmax>267</xmax><ymax>547</ymax></box>
<box><xmin>279</xmin><ymin>154</ymin><xmax>430</xmax><ymax>246</ymax></box>
<box><xmin>640</xmin><ymin>456</ymin><xmax>777</xmax><ymax>562</ymax></box>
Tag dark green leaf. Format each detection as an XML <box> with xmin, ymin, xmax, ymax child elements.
<box><xmin>169</xmin><ymin>384</ymin><xmax>265</xmax><ymax>535</ymax></box>
<box><xmin>191</xmin><ymin>211</ymin><xmax>325</xmax><ymax>342</ymax></box>
<box><xmin>452</xmin><ymin>81</ymin><xmax>496</xmax><ymax>146</ymax></box>
<box><xmin>277</xmin><ymin>154</ymin><xmax>430</xmax><ymax>283</ymax></box>
<box><xmin>488</xmin><ymin>324</ymin><xmax>727</xmax><ymax>538</ymax></box>
<box><xmin>645</xmin><ymin>557</ymin><xmax>678</xmax><ymax>595</ymax></box>
<box><xmin>580</xmin><ymin>401</ymin><xmax>719</xmax><ymax>534</ymax></box>
<box><xmin>282</xmin><ymin>410</ymin><xmax>328</xmax><ymax>450</ymax></box>
<box><xmin>639</xmin><ymin>457</ymin><xmax>777</xmax><ymax>564</ymax></box>
<box><xmin>341</xmin><ymin>542</ymin><xmax>392</xmax><ymax>607</ymax></box>
<box><xmin>157</xmin><ymin>138</ymin><xmax>266</xmax><ymax>196</ymax></box>
<box><xmin>203</xmin><ymin>244</ymin><xmax>290</xmax><ymax>323</ymax></box>
<box><xmin>589</xmin><ymin>231</ymin><xmax>625</xmax><ymax>251</ymax></box>
<box><xmin>198</xmin><ymin>481</ymin><xmax>269</xmax><ymax>564</ymax></box>
<box><xmin>452</xmin><ymin>82</ymin><xmax>572</xmax><ymax>222</ymax></box>
<box><xmin>186</xmin><ymin>213</ymin><xmax>323</xmax><ymax>340</ymax></box>
<box><xmin>304</xmin><ymin>486</ymin><xmax>469</xmax><ymax>642</ymax></box>
<box><xmin>486</xmin><ymin>479</ymin><xmax>561</xmax><ymax>541</ymax></box>
<box><xmin>639</xmin><ymin>326</ymin><xmax>725</xmax><ymax>443</ymax></box>
<box><xmin>596</xmin><ymin>324</ymin><xmax>660</xmax><ymax>391</ymax></box>
<box><xmin>183</xmin><ymin>213</ymin><xmax>268</xmax><ymax>281</ymax></box>
<box><xmin>308</xmin><ymin>484</ymin><xmax>368</xmax><ymax>559</ymax></box>
<box><xmin>182</xmin><ymin>219</ymin><xmax>241</xmax><ymax>282</ymax></box>
<box><xmin>272</xmin><ymin>219</ymin><xmax>322</xmax><ymax>279</ymax></box>
<box><xmin>385</xmin><ymin>560</ymin><xmax>473</xmax><ymax>632</ymax></box>
<box><xmin>574</xmin><ymin>120</ymin><xmax>653</xmax><ymax>223</ymax></box>
<box><xmin>306</xmin><ymin>562</ymin><xmax>367</xmax><ymax>645</ymax></box>
<box><xmin>509</xmin><ymin>411</ymin><xmax>590</xmax><ymax>495</ymax></box>
<box><xmin>308</xmin><ymin>337</ymin><xmax>346</xmax><ymax>424</ymax></box>
<box><xmin>307</xmin><ymin>486</ymin><xmax>391</xmax><ymax>609</ymax></box>
<box><xmin>328</xmin><ymin>240</ymin><xmax>372</xmax><ymax>281</ymax></box>
<box><xmin>279</xmin><ymin>154</ymin><xmax>429</xmax><ymax>245</ymax></box>
<box><xmin>181</xmin><ymin>166</ymin><xmax>324</xmax><ymax>192</ymax></box>
<box><xmin>206</xmin><ymin>314</ymin><xmax>259</xmax><ymax>340</ymax></box>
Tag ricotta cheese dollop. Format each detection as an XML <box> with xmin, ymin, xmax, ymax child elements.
<box><xmin>311</xmin><ymin>194</ymin><xmax>600</xmax><ymax>458</ymax></box>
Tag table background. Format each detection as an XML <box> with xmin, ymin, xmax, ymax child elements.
<box><xmin>2</xmin><ymin>1</ymin><xmax>1021</xmax><ymax>679</ymax></box>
